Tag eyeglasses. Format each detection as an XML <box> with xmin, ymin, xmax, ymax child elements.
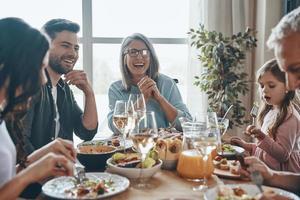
<box><xmin>125</xmin><ymin>48</ymin><xmax>150</xmax><ymax>58</ymax></box>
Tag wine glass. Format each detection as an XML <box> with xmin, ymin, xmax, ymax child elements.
<box><xmin>128</xmin><ymin>94</ymin><xmax>146</xmax><ymax>127</ymax></box>
<box><xmin>129</xmin><ymin>111</ymin><xmax>158</xmax><ymax>189</ymax></box>
<box><xmin>217</xmin><ymin>117</ymin><xmax>229</xmax><ymax>136</ymax></box>
<box><xmin>113</xmin><ymin>100</ymin><xmax>128</xmax><ymax>152</ymax></box>
<box><xmin>191</xmin><ymin>112</ymin><xmax>219</xmax><ymax>191</ymax></box>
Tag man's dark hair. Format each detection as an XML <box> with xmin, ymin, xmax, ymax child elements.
<box><xmin>42</xmin><ymin>18</ymin><xmax>80</xmax><ymax>40</ymax></box>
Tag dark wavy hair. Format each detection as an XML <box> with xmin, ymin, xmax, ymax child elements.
<box><xmin>256</xmin><ymin>59</ymin><xmax>300</xmax><ymax>140</ymax></box>
<box><xmin>0</xmin><ymin>17</ymin><xmax>49</xmax><ymax>165</ymax></box>
<box><xmin>120</xmin><ymin>33</ymin><xmax>159</xmax><ymax>91</ymax></box>
<box><xmin>42</xmin><ymin>18</ymin><xmax>80</xmax><ymax>40</ymax></box>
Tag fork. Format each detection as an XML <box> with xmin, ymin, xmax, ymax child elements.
<box><xmin>74</xmin><ymin>161</ymin><xmax>87</xmax><ymax>184</ymax></box>
<box><xmin>250</xmin><ymin>103</ymin><xmax>259</xmax><ymax>125</ymax></box>
<box><xmin>250</xmin><ymin>170</ymin><xmax>264</xmax><ymax>193</ymax></box>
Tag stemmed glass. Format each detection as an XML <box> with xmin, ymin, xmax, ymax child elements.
<box><xmin>191</xmin><ymin>112</ymin><xmax>220</xmax><ymax>191</ymax></box>
<box><xmin>128</xmin><ymin>94</ymin><xmax>146</xmax><ymax>128</ymax></box>
<box><xmin>113</xmin><ymin>100</ymin><xmax>128</xmax><ymax>152</ymax></box>
<box><xmin>129</xmin><ymin>111</ymin><xmax>158</xmax><ymax>189</ymax></box>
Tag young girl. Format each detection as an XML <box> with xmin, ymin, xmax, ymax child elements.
<box><xmin>231</xmin><ymin>59</ymin><xmax>300</xmax><ymax>172</ymax></box>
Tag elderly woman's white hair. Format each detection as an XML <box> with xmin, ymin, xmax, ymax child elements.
<box><xmin>267</xmin><ymin>7</ymin><xmax>300</xmax><ymax>49</ymax></box>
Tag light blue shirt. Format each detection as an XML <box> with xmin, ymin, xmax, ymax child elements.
<box><xmin>107</xmin><ymin>73</ymin><xmax>192</xmax><ymax>133</ymax></box>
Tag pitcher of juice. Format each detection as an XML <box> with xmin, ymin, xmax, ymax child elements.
<box><xmin>177</xmin><ymin>121</ymin><xmax>214</xmax><ymax>180</ymax></box>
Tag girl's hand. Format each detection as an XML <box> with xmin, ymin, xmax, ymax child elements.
<box><xmin>246</xmin><ymin>125</ymin><xmax>266</xmax><ymax>140</ymax></box>
<box><xmin>29</xmin><ymin>138</ymin><xmax>76</xmax><ymax>164</ymax></box>
<box><xmin>24</xmin><ymin>153</ymin><xmax>74</xmax><ymax>184</ymax></box>
<box><xmin>230</xmin><ymin>137</ymin><xmax>253</xmax><ymax>152</ymax></box>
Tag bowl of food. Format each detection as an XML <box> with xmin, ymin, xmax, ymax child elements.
<box><xmin>106</xmin><ymin>151</ymin><xmax>162</xmax><ymax>179</ymax></box>
<box><xmin>77</xmin><ymin>141</ymin><xmax>117</xmax><ymax>171</ymax></box>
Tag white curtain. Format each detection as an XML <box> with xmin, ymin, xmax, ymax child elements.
<box><xmin>187</xmin><ymin>0</ymin><xmax>282</xmax><ymax>136</ymax></box>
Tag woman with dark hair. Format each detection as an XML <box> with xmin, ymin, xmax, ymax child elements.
<box><xmin>107</xmin><ymin>33</ymin><xmax>191</xmax><ymax>132</ymax></box>
<box><xmin>0</xmin><ymin>17</ymin><xmax>74</xmax><ymax>199</ymax></box>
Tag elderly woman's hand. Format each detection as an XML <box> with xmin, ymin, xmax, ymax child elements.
<box><xmin>137</xmin><ymin>76</ymin><xmax>160</xmax><ymax>102</ymax></box>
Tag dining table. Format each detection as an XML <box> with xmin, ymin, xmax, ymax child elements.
<box><xmin>38</xmin><ymin>169</ymin><xmax>251</xmax><ymax>200</ymax></box>
<box><xmin>102</xmin><ymin>169</ymin><xmax>250</xmax><ymax>200</ymax></box>
<box><xmin>36</xmin><ymin>133</ymin><xmax>299</xmax><ymax>200</ymax></box>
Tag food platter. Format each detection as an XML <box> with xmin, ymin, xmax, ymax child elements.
<box><xmin>42</xmin><ymin>173</ymin><xmax>129</xmax><ymax>199</ymax></box>
<box><xmin>213</xmin><ymin>160</ymin><xmax>241</xmax><ymax>179</ymax></box>
<box><xmin>205</xmin><ymin>184</ymin><xmax>299</xmax><ymax>200</ymax></box>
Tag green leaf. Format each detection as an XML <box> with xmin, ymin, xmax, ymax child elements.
<box><xmin>189</xmin><ymin>23</ymin><xmax>257</xmax><ymax>127</ymax></box>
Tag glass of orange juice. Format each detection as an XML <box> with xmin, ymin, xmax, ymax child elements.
<box><xmin>177</xmin><ymin>149</ymin><xmax>214</xmax><ymax>181</ymax></box>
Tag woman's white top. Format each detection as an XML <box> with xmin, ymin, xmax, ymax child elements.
<box><xmin>0</xmin><ymin>121</ymin><xmax>16</xmax><ymax>187</ymax></box>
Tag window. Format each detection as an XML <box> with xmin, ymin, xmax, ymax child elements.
<box><xmin>90</xmin><ymin>0</ymin><xmax>189</xmax><ymax>134</ymax></box>
<box><xmin>1</xmin><ymin>0</ymin><xmax>189</xmax><ymax>142</ymax></box>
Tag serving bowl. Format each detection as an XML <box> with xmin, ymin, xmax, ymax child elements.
<box><xmin>77</xmin><ymin>141</ymin><xmax>117</xmax><ymax>171</ymax></box>
<box><xmin>106</xmin><ymin>158</ymin><xmax>162</xmax><ymax>179</ymax></box>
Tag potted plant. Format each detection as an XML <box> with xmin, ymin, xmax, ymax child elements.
<box><xmin>188</xmin><ymin>24</ymin><xmax>257</xmax><ymax>127</ymax></box>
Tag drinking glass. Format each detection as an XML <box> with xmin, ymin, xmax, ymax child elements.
<box><xmin>128</xmin><ymin>93</ymin><xmax>146</xmax><ymax>127</ymax></box>
<box><xmin>191</xmin><ymin>112</ymin><xmax>219</xmax><ymax>191</ymax></box>
<box><xmin>129</xmin><ymin>111</ymin><xmax>158</xmax><ymax>189</ymax></box>
<box><xmin>217</xmin><ymin>117</ymin><xmax>229</xmax><ymax>136</ymax></box>
<box><xmin>113</xmin><ymin>100</ymin><xmax>128</xmax><ymax>152</ymax></box>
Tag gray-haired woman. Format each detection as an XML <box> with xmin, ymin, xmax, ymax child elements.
<box><xmin>107</xmin><ymin>33</ymin><xmax>191</xmax><ymax>133</ymax></box>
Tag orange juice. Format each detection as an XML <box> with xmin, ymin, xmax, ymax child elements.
<box><xmin>177</xmin><ymin>149</ymin><xmax>214</xmax><ymax>180</ymax></box>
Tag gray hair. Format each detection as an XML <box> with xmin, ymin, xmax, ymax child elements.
<box><xmin>119</xmin><ymin>33</ymin><xmax>159</xmax><ymax>91</ymax></box>
<box><xmin>267</xmin><ymin>7</ymin><xmax>300</xmax><ymax>49</ymax></box>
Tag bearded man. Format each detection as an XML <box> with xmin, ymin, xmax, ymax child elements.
<box><xmin>9</xmin><ymin>19</ymin><xmax>98</xmax><ymax>153</ymax></box>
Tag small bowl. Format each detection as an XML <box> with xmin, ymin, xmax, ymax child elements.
<box><xmin>77</xmin><ymin>142</ymin><xmax>117</xmax><ymax>171</ymax></box>
<box><xmin>106</xmin><ymin>158</ymin><xmax>162</xmax><ymax>179</ymax></box>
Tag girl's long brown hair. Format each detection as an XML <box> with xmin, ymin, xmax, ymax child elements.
<box><xmin>257</xmin><ymin>59</ymin><xmax>300</xmax><ymax>140</ymax></box>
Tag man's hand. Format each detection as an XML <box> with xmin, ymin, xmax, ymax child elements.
<box><xmin>64</xmin><ymin>70</ymin><xmax>93</xmax><ymax>96</ymax></box>
<box><xmin>239</xmin><ymin>156</ymin><xmax>274</xmax><ymax>180</ymax></box>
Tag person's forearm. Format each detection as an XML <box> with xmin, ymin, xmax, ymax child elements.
<box><xmin>82</xmin><ymin>91</ymin><xmax>98</xmax><ymax>130</ymax></box>
<box><xmin>156</xmin><ymin>95</ymin><xmax>178</xmax><ymax>123</ymax></box>
<box><xmin>26</xmin><ymin>147</ymin><xmax>47</xmax><ymax>165</ymax></box>
<box><xmin>0</xmin><ymin>171</ymin><xmax>31</xmax><ymax>200</ymax></box>
<box><xmin>265</xmin><ymin>171</ymin><xmax>300</xmax><ymax>194</ymax></box>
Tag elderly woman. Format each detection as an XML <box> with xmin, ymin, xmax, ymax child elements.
<box><xmin>107</xmin><ymin>33</ymin><xmax>191</xmax><ymax>133</ymax></box>
<box><xmin>0</xmin><ymin>17</ymin><xmax>75</xmax><ymax>199</ymax></box>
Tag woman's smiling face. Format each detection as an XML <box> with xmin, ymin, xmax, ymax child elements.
<box><xmin>125</xmin><ymin>40</ymin><xmax>150</xmax><ymax>80</ymax></box>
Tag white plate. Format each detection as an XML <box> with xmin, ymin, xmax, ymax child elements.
<box><xmin>217</xmin><ymin>144</ymin><xmax>245</xmax><ymax>156</ymax></box>
<box><xmin>205</xmin><ymin>184</ymin><xmax>299</xmax><ymax>200</ymax></box>
<box><xmin>42</xmin><ymin>172</ymin><xmax>130</xmax><ymax>199</ymax></box>
<box><xmin>78</xmin><ymin>138</ymin><xmax>133</xmax><ymax>151</ymax></box>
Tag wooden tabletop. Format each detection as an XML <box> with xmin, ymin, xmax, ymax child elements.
<box><xmin>104</xmin><ymin>169</ymin><xmax>249</xmax><ymax>200</ymax></box>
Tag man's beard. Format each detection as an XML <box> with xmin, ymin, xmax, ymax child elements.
<box><xmin>49</xmin><ymin>55</ymin><xmax>72</xmax><ymax>75</ymax></box>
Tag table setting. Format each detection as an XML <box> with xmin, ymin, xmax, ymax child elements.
<box><xmin>38</xmin><ymin>99</ymin><xmax>299</xmax><ymax>200</ymax></box>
